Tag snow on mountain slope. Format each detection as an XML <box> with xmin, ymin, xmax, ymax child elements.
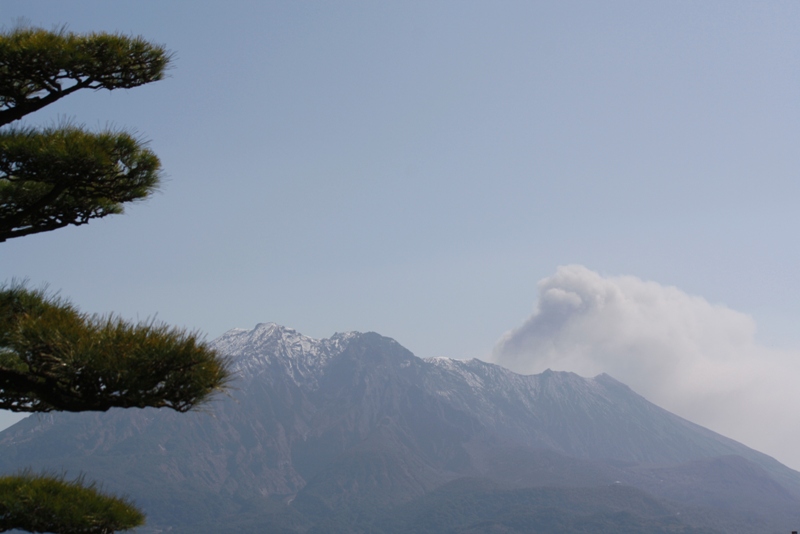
<box><xmin>213</xmin><ymin>324</ymin><xmax>793</xmax><ymax>471</ymax></box>
<box><xmin>214</xmin><ymin>322</ymin><xmax>358</xmax><ymax>388</ymax></box>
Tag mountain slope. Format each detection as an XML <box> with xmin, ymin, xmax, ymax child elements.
<box><xmin>0</xmin><ymin>323</ymin><xmax>798</xmax><ymax>533</ymax></box>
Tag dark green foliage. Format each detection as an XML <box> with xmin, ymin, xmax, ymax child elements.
<box><xmin>0</xmin><ymin>24</ymin><xmax>229</xmax><ymax>533</ymax></box>
<box><xmin>0</xmin><ymin>284</ymin><xmax>230</xmax><ymax>413</ymax></box>
<box><xmin>0</xmin><ymin>472</ymin><xmax>143</xmax><ymax>534</ymax></box>
<box><xmin>0</xmin><ymin>25</ymin><xmax>169</xmax><ymax>243</ymax></box>
<box><xmin>0</xmin><ymin>26</ymin><xmax>170</xmax><ymax>127</ymax></box>
<box><xmin>0</xmin><ymin>125</ymin><xmax>160</xmax><ymax>242</ymax></box>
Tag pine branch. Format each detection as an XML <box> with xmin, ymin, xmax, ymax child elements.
<box><xmin>0</xmin><ymin>472</ymin><xmax>144</xmax><ymax>533</ymax></box>
<box><xmin>0</xmin><ymin>126</ymin><xmax>161</xmax><ymax>243</ymax></box>
<box><xmin>0</xmin><ymin>285</ymin><xmax>232</xmax><ymax>413</ymax></box>
<box><xmin>0</xmin><ymin>26</ymin><xmax>171</xmax><ymax>126</ymax></box>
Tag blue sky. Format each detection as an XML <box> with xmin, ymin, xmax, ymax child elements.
<box><xmin>3</xmin><ymin>2</ymin><xmax>800</xmax><ymax>466</ymax></box>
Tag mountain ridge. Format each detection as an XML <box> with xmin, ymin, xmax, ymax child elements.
<box><xmin>0</xmin><ymin>323</ymin><xmax>798</xmax><ymax>533</ymax></box>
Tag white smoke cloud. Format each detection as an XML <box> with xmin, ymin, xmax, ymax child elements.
<box><xmin>492</xmin><ymin>265</ymin><xmax>800</xmax><ymax>470</ymax></box>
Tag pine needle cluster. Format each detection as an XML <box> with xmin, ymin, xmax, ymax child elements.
<box><xmin>0</xmin><ymin>24</ymin><xmax>231</xmax><ymax>533</ymax></box>
<box><xmin>0</xmin><ymin>472</ymin><xmax>145</xmax><ymax>534</ymax></box>
<box><xmin>0</xmin><ymin>284</ymin><xmax>230</xmax><ymax>413</ymax></box>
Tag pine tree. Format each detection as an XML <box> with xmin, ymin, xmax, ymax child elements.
<box><xmin>0</xmin><ymin>26</ymin><xmax>230</xmax><ymax>533</ymax></box>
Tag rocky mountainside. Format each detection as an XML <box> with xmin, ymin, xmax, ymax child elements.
<box><xmin>1</xmin><ymin>323</ymin><xmax>798</xmax><ymax>533</ymax></box>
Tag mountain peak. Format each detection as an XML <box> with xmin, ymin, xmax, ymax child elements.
<box><xmin>213</xmin><ymin>323</ymin><xmax>360</xmax><ymax>385</ymax></box>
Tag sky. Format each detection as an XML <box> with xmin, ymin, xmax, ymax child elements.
<box><xmin>2</xmin><ymin>2</ymin><xmax>800</xmax><ymax>468</ymax></box>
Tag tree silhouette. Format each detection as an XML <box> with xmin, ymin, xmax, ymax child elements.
<box><xmin>0</xmin><ymin>26</ymin><xmax>230</xmax><ymax>533</ymax></box>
